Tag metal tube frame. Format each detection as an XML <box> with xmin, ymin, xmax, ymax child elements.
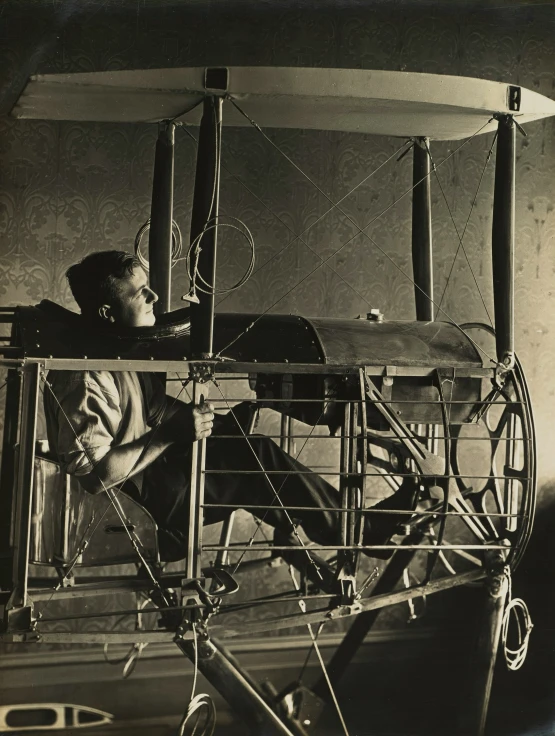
<box><xmin>189</xmin><ymin>95</ymin><xmax>223</xmax><ymax>358</ymax></box>
<box><xmin>175</xmin><ymin>636</ymin><xmax>304</xmax><ymax>736</ymax></box>
<box><xmin>0</xmin><ymin>118</ymin><xmax>523</xmax><ymax>736</ymax></box>
<box><xmin>5</xmin><ymin>362</ymin><xmax>40</xmax><ymax>629</ymax></box>
<box><xmin>412</xmin><ymin>137</ymin><xmax>434</xmax><ymax>322</ymax></box>
<box><xmin>186</xmin><ymin>380</ymin><xmax>208</xmax><ymax>580</ymax></box>
<box><xmin>148</xmin><ymin>121</ymin><xmax>175</xmax><ymax>315</ymax></box>
<box><xmin>0</xmin><ymin>362</ymin><xmax>21</xmax><ymax>589</ymax></box>
<box><xmin>337</xmin><ymin>399</ymin><xmax>362</xmax><ymax>603</ymax></box>
<box><xmin>491</xmin><ymin>115</ymin><xmax>516</xmax><ymax>369</ymax></box>
<box><xmin>313</xmin><ymin>538</ymin><xmax>423</xmax><ymax>701</ymax></box>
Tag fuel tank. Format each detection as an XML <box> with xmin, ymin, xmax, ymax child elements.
<box><xmin>17</xmin><ymin>302</ymin><xmax>481</xmax><ymax>368</ymax></box>
<box><xmin>15</xmin><ymin>303</ymin><xmax>484</xmax><ymax>426</ymax></box>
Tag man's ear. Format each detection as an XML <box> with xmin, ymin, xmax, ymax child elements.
<box><xmin>98</xmin><ymin>304</ymin><xmax>115</xmax><ymax>323</ymax></box>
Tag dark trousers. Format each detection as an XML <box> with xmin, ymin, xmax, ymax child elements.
<box><xmin>140</xmin><ymin>422</ymin><xmax>415</xmax><ymax>561</ymax></box>
<box><xmin>141</xmin><ymin>432</ymin><xmax>341</xmax><ymax>559</ymax></box>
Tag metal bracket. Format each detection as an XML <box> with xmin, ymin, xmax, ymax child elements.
<box><xmin>494</xmin><ymin>360</ymin><xmax>512</xmax><ymax>389</ymax></box>
<box><xmin>336</xmin><ymin>564</ymin><xmax>357</xmax><ymax>605</ymax></box>
<box><xmin>204</xmin><ymin>67</ymin><xmax>229</xmax><ymax>95</ymax></box>
<box><xmin>277</xmin><ymin>684</ymin><xmax>325</xmax><ymax>733</ymax></box>
<box><xmin>201</xmin><ymin>567</ymin><xmax>240</xmax><ymax>597</ymax></box>
<box><xmin>484</xmin><ymin>541</ymin><xmax>510</xmax><ymax>597</ymax></box>
<box><xmin>189</xmin><ymin>362</ymin><xmax>214</xmax><ymax>384</ymax></box>
<box><xmin>3</xmin><ymin>602</ymin><xmax>35</xmax><ymax>634</ymax></box>
<box><xmin>508</xmin><ymin>85</ymin><xmax>521</xmax><ymax>112</ymax></box>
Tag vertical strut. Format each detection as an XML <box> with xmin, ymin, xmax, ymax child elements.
<box><xmin>337</xmin><ymin>401</ymin><xmax>360</xmax><ymax>602</ymax></box>
<box><xmin>280</xmin><ymin>414</ymin><xmax>292</xmax><ymax>455</ymax></box>
<box><xmin>189</xmin><ymin>96</ymin><xmax>223</xmax><ymax>358</ymax></box>
<box><xmin>9</xmin><ymin>363</ymin><xmax>40</xmax><ymax>612</ymax></box>
<box><xmin>458</xmin><ymin>549</ymin><xmax>509</xmax><ymax>736</ymax></box>
<box><xmin>148</xmin><ymin>121</ymin><xmax>175</xmax><ymax>316</ymax></box>
<box><xmin>0</xmin><ymin>355</ymin><xmax>21</xmax><ymax>588</ymax></box>
<box><xmin>491</xmin><ymin>115</ymin><xmax>516</xmax><ymax>369</ymax></box>
<box><xmin>412</xmin><ymin>137</ymin><xmax>434</xmax><ymax>322</ymax></box>
<box><xmin>186</xmin><ymin>381</ymin><xmax>208</xmax><ymax>580</ymax></box>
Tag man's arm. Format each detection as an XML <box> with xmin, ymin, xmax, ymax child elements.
<box><xmin>78</xmin><ymin>400</ymin><xmax>214</xmax><ymax>494</ymax></box>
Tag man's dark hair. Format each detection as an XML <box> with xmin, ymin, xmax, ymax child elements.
<box><xmin>66</xmin><ymin>250</ymin><xmax>141</xmax><ymax>318</ymax></box>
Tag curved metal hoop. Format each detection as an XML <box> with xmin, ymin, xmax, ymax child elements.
<box><xmin>450</xmin><ymin>322</ymin><xmax>537</xmax><ymax>570</ymax></box>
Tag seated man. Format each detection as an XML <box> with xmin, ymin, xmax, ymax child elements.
<box><xmin>44</xmin><ymin>250</ymin><xmax>416</xmax><ymax>562</ymax></box>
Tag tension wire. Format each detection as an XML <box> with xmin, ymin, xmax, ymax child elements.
<box><xmin>210</xmin><ymin>378</ymin><xmax>325</xmax><ymax>581</ymax></box>
<box><xmin>180</xmin><ymin>126</ymin><xmax>409</xmax><ymax>314</ymax></box>
<box><xmin>288</xmin><ymin>566</ymin><xmax>350</xmax><ymax>736</ymax></box>
<box><xmin>215</xmin><ymin>100</ymin><xmax>498</xmax><ymax>365</ymax></box>
<box><xmin>427</xmin><ymin>133</ymin><xmax>498</xmax><ymax>324</ymax></box>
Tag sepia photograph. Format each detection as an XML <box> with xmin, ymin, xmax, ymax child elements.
<box><xmin>0</xmin><ymin>1</ymin><xmax>553</xmax><ymax>734</ymax></box>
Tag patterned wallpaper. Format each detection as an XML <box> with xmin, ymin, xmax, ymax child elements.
<box><xmin>1</xmin><ymin>2</ymin><xmax>555</xmax><ymax>475</ymax></box>
<box><xmin>0</xmin><ymin>1</ymin><xmax>555</xmax><ymax>645</ymax></box>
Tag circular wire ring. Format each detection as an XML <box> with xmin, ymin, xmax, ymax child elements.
<box><xmin>186</xmin><ymin>215</ymin><xmax>255</xmax><ymax>296</ymax></box>
<box><xmin>134</xmin><ymin>218</ymin><xmax>183</xmax><ymax>270</ymax></box>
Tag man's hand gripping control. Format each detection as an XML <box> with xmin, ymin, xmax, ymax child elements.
<box><xmin>192</xmin><ymin>397</ymin><xmax>215</xmax><ymax>441</ymax></box>
<box><xmin>161</xmin><ymin>397</ymin><xmax>215</xmax><ymax>445</ymax></box>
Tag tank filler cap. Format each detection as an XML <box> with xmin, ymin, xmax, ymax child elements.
<box><xmin>367</xmin><ymin>308</ymin><xmax>384</xmax><ymax>322</ymax></box>
<box><xmin>355</xmin><ymin>308</ymin><xmax>384</xmax><ymax>322</ymax></box>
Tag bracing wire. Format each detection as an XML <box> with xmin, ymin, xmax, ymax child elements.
<box><xmin>180</xmin><ymin>125</ymin><xmax>411</xmax><ymax>311</ymax></box>
<box><xmin>288</xmin><ymin>566</ymin><xmax>350</xmax><ymax>736</ymax></box>
<box><xmin>41</xmin><ymin>382</ymin><xmax>159</xmax><ymax>587</ymax></box>
<box><xmin>210</xmin><ymin>378</ymin><xmax>324</xmax><ymax>581</ymax></box>
<box><xmin>425</xmin><ymin>134</ymin><xmax>497</xmax><ymax>324</ymax></box>
<box><xmin>352</xmin><ymin>232</ymin><xmax>499</xmax><ymax>367</ymax></box>
<box><xmin>214</xmin><ymin>98</ymin><xmax>499</xmax><ymax>366</ymax></box>
<box><xmin>103</xmin><ymin>596</ymin><xmax>150</xmax><ymax>679</ymax></box>
<box><xmin>296</xmin><ymin>621</ymin><xmax>325</xmax><ymax>685</ymax></box>
<box><xmin>177</xmin><ymin>99</ymin><xmax>257</xmax><ymax>304</ymax></box>
<box><xmin>182</xmin><ymin>216</ymin><xmax>255</xmax><ymax>300</ymax></box>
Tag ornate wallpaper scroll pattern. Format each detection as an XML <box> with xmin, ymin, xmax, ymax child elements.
<box><xmin>1</xmin><ymin>3</ymin><xmax>555</xmax><ymax>644</ymax></box>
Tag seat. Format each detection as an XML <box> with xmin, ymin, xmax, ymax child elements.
<box><xmin>30</xmin><ymin>442</ymin><xmax>159</xmax><ymax>570</ymax></box>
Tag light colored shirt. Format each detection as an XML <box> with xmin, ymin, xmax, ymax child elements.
<box><xmin>44</xmin><ymin>370</ymin><xmax>166</xmax><ymax>490</ymax></box>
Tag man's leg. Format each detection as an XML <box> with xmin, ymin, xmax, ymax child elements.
<box><xmin>203</xmin><ymin>434</ymin><xmax>340</xmax><ymax>546</ymax></box>
<box><xmin>141</xmin><ymin>444</ymin><xmax>194</xmax><ymax>560</ymax></box>
<box><xmin>202</xmin><ymin>433</ymin><xmax>418</xmax><ymax>555</ymax></box>
<box><xmin>142</xmin><ymin>432</ymin><xmax>418</xmax><ymax>560</ymax></box>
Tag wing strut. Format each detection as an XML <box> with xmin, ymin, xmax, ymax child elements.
<box><xmin>189</xmin><ymin>95</ymin><xmax>223</xmax><ymax>358</ymax></box>
<box><xmin>148</xmin><ymin>121</ymin><xmax>175</xmax><ymax>315</ymax></box>
<box><xmin>412</xmin><ymin>137</ymin><xmax>434</xmax><ymax>321</ymax></box>
<box><xmin>492</xmin><ymin>115</ymin><xmax>516</xmax><ymax>370</ymax></box>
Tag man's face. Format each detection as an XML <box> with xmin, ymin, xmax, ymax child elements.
<box><xmin>106</xmin><ymin>266</ymin><xmax>158</xmax><ymax>328</ymax></box>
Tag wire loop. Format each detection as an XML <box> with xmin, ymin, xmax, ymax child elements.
<box><xmin>185</xmin><ymin>215</ymin><xmax>255</xmax><ymax>297</ymax></box>
<box><xmin>134</xmin><ymin>218</ymin><xmax>183</xmax><ymax>271</ymax></box>
<box><xmin>177</xmin><ymin>624</ymin><xmax>216</xmax><ymax>736</ymax></box>
<box><xmin>502</xmin><ymin>568</ymin><xmax>533</xmax><ymax>671</ymax></box>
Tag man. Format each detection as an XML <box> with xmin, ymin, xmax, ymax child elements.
<box><xmin>44</xmin><ymin>250</ymin><xmax>416</xmax><ymax>561</ymax></box>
